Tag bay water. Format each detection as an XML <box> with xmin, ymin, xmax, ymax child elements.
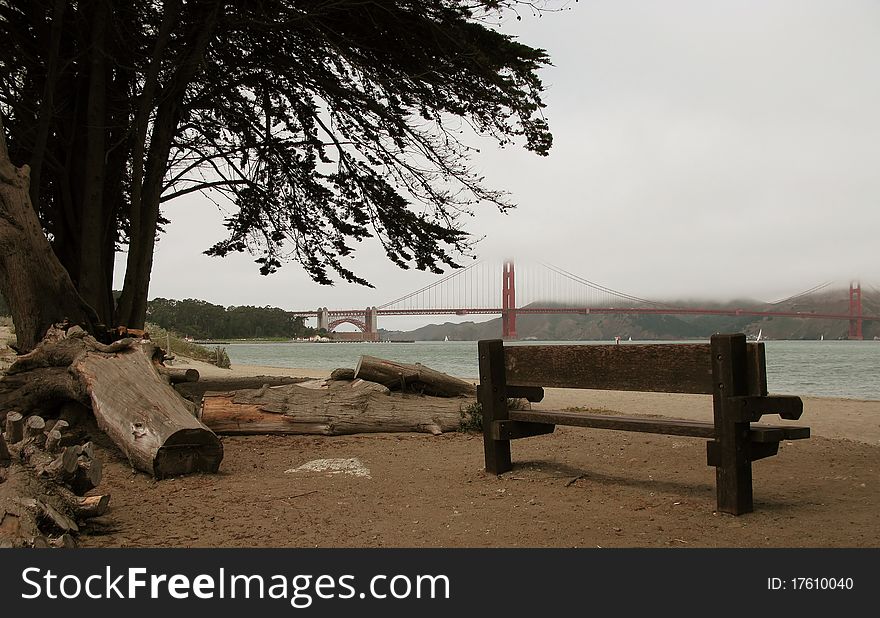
<box><xmin>224</xmin><ymin>339</ymin><xmax>880</xmax><ymax>401</ymax></box>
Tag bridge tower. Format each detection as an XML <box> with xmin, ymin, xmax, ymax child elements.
<box><xmin>849</xmin><ymin>282</ymin><xmax>863</xmax><ymax>340</ymax></box>
<box><xmin>502</xmin><ymin>260</ymin><xmax>517</xmax><ymax>339</ymax></box>
<box><xmin>365</xmin><ymin>306</ymin><xmax>378</xmax><ymax>341</ymax></box>
<box><xmin>317</xmin><ymin>307</ymin><xmax>329</xmax><ymax>331</ymax></box>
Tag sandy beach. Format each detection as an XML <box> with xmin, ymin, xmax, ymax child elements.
<box><xmin>70</xmin><ymin>357</ymin><xmax>880</xmax><ymax>548</ymax></box>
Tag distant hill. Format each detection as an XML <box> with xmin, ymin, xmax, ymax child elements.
<box><xmin>379</xmin><ymin>288</ymin><xmax>880</xmax><ymax>341</ymax></box>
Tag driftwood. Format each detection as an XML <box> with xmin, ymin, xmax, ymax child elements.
<box><xmin>159</xmin><ymin>367</ymin><xmax>200</xmax><ymax>384</ymax></box>
<box><xmin>200</xmin><ymin>379</ymin><xmax>469</xmax><ymax>436</ymax></box>
<box><xmin>0</xmin><ymin>325</ymin><xmax>222</xmax><ymax>478</ymax></box>
<box><xmin>329</xmin><ymin>368</ymin><xmax>356</xmax><ymax>381</ymax></box>
<box><xmin>0</xmin><ymin>414</ymin><xmax>109</xmax><ymax>548</ymax></box>
<box><xmin>354</xmin><ymin>355</ymin><xmax>476</xmax><ymax>398</ymax></box>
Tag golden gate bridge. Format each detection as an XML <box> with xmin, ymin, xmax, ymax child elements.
<box><xmin>289</xmin><ymin>261</ymin><xmax>875</xmax><ymax>340</ymax></box>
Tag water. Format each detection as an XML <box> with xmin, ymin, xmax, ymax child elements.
<box><xmin>224</xmin><ymin>339</ymin><xmax>880</xmax><ymax>401</ymax></box>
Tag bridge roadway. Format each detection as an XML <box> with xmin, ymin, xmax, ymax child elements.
<box><xmin>290</xmin><ymin>306</ymin><xmax>878</xmax><ymax>321</ymax></box>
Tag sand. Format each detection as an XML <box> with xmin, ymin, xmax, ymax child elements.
<box><xmin>73</xmin><ymin>358</ymin><xmax>880</xmax><ymax>548</ymax></box>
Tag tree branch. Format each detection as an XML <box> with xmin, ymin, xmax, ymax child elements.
<box><xmin>160</xmin><ymin>179</ymin><xmax>250</xmax><ymax>203</ymax></box>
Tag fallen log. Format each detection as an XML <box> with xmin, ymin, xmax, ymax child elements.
<box><xmin>158</xmin><ymin>367</ymin><xmax>200</xmax><ymax>384</ymax></box>
<box><xmin>353</xmin><ymin>355</ymin><xmax>476</xmax><ymax>398</ymax></box>
<box><xmin>200</xmin><ymin>379</ymin><xmax>468</xmax><ymax>436</ymax></box>
<box><xmin>1</xmin><ymin>325</ymin><xmax>222</xmax><ymax>478</ymax></box>
<box><xmin>73</xmin><ymin>340</ymin><xmax>221</xmax><ymax>478</ymax></box>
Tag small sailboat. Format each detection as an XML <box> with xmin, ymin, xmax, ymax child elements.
<box><xmin>444</xmin><ymin>335</ymin><xmax>449</xmax><ymax>342</ymax></box>
<box><xmin>820</xmin><ymin>334</ymin><xmax>824</xmax><ymax>341</ymax></box>
<box><xmin>755</xmin><ymin>329</ymin><xmax>763</xmax><ymax>343</ymax></box>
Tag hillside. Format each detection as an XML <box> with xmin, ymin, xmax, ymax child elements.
<box><xmin>380</xmin><ymin>288</ymin><xmax>880</xmax><ymax>341</ymax></box>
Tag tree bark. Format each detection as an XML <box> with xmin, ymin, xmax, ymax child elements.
<box><xmin>200</xmin><ymin>379</ymin><xmax>468</xmax><ymax>436</ymax></box>
<box><xmin>354</xmin><ymin>355</ymin><xmax>477</xmax><ymax>398</ymax></box>
<box><xmin>2</xmin><ymin>326</ymin><xmax>223</xmax><ymax>478</ymax></box>
<box><xmin>77</xmin><ymin>0</ymin><xmax>109</xmax><ymax>319</ymax></box>
<box><xmin>0</xmin><ymin>115</ymin><xmax>101</xmax><ymax>352</ymax></box>
<box><xmin>28</xmin><ymin>0</ymin><xmax>67</xmax><ymax>208</ymax></box>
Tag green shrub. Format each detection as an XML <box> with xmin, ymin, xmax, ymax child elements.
<box><xmin>213</xmin><ymin>346</ymin><xmax>231</xmax><ymax>369</ymax></box>
<box><xmin>145</xmin><ymin>322</ymin><xmax>215</xmax><ymax>363</ymax></box>
<box><xmin>459</xmin><ymin>401</ymin><xmax>482</xmax><ymax>432</ymax></box>
<box><xmin>458</xmin><ymin>398</ymin><xmax>532</xmax><ymax>433</ymax></box>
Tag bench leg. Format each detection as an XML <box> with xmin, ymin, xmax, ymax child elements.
<box><xmin>479</xmin><ymin>340</ymin><xmax>512</xmax><ymax>474</ymax></box>
<box><xmin>483</xmin><ymin>431</ymin><xmax>512</xmax><ymax>475</ymax></box>
<box><xmin>711</xmin><ymin>334</ymin><xmax>754</xmax><ymax>515</ymax></box>
<box><xmin>713</xmin><ymin>431</ymin><xmax>753</xmax><ymax>515</ymax></box>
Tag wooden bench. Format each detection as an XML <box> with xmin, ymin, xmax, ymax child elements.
<box><xmin>477</xmin><ymin>333</ymin><xmax>810</xmax><ymax>515</ymax></box>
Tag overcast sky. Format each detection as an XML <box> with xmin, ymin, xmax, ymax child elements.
<box><xmin>122</xmin><ymin>0</ymin><xmax>880</xmax><ymax>330</ymax></box>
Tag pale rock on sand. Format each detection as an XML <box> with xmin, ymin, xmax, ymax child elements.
<box><xmin>285</xmin><ymin>458</ymin><xmax>372</xmax><ymax>479</ymax></box>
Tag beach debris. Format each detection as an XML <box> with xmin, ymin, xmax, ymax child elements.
<box><xmin>200</xmin><ymin>379</ymin><xmax>467</xmax><ymax>436</ymax></box>
<box><xmin>353</xmin><ymin>355</ymin><xmax>476</xmax><ymax>398</ymax></box>
<box><xmin>329</xmin><ymin>368</ymin><xmax>356</xmax><ymax>381</ymax></box>
<box><xmin>0</xmin><ymin>413</ymin><xmax>110</xmax><ymax>548</ymax></box>
<box><xmin>0</xmin><ymin>323</ymin><xmax>222</xmax><ymax>479</ymax></box>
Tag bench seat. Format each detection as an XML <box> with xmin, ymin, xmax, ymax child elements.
<box><xmin>505</xmin><ymin>410</ymin><xmax>810</xmax><ymax>442</ymax></box>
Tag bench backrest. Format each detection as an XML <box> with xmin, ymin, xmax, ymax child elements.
<box><xmin>500</xmin><ymin>341</ymin><xmax>768</xmax><ymax>396</ymax></box>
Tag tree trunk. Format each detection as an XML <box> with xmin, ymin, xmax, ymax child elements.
<box><xmin>354</xmin><ymin>355</ymin><xmax>477</xmax><ymax>398</ymax></box>
<box><xmin>77</xmin><ymin>0</ymin><xmax>109</xmax><ymax>319</ymax></box>
<box><xmin>200</xmin><ymin>379</ymin><xmax>468</xmax><ymax>436</ymax></box>
<box><xmin>1</xmin><ymin>325</ymin><xmax>223</xmax><ymax>478</ymax></box>
<box><xmin>0</xmin><ymin>115</ymin><xmax>101</xmax><ymax>352</ymax></box>
<box><xmin>116</xmin><ymin>0</ymin><xmax>223</xmax><ymax>329</ymax></box>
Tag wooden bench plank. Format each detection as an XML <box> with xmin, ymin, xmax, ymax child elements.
<box><xmin>504</xmin><ymin>343</ymin><xmax>716</xmax><ymax>393</ymax></box>
<box><xmin>503</xmin><ymin>342</ymin><xmax>768</xmax><ymax>395</ymax></box>
<box><xmin>509</xmin><ymin>410</ymin><xmax>810</xmax><ymax>442</ymax></box>
<box><xmin>509</xmin><ymin>409</ymin><xmax>718</xmax><ymax>438</ymax></box>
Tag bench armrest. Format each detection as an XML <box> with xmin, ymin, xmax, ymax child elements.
<box><xmin>727</xmin><ymin>395</ymin><xmax>803</xmax><ymax>422</ymax></box>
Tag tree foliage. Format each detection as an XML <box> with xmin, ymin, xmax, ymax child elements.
<box><xmin>147</xmin><ymin>297</ymin><xmax>315</xmax><ymax>340</ymax></box>
<box><xmin>0</xmin><ymin>0</ymin><xmax>553</xmax><ymax>330</ymax></box>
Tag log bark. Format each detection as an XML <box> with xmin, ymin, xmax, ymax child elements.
<box><xmin>200</xmin><ymin>380</ymin><xmax>469</xmax><ymax>436</ymax></box>
<box><xmin>2</xmin><ymin>326</ymin><xmax>222</xmax><ymax>478</ymax></box>
<box><xmin>354</xmin><ymin>355</ymin><xmax>477</xmax><ymax>398</ymax></box>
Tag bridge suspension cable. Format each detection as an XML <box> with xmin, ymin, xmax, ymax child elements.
<box><xmin>378</xmin><ymin>260</ymin><xmax>496</xmax><ymax>310</ymax></box>
<box><xmin>538</xmin><ymin>262</ymin><xmax>671</xmax><ymax>307</ymax></box>
<box><xmin>766</xmin><ymin>281</ymin><xmax>834</xmax><ymax>306</ymax></box>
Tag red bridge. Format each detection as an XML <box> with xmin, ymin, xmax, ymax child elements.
<box><xmin>290</xmin><ymin>261</ymin><xmax>875</xmax><ymax>341</ymax></box>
